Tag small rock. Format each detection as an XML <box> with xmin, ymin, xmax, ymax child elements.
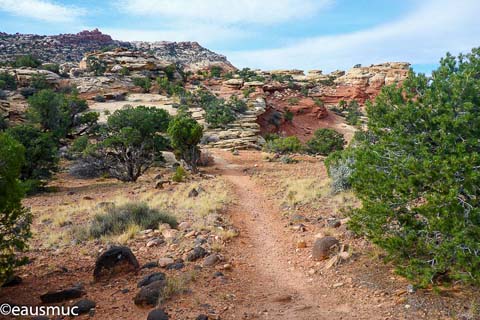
<box><xmin>146</xmin><ymin>238</ymin><xmax>164</xmax><ymax>247</ymax></box>
<box><xmin>213</xmin><ymin>271</ymin><xmax>224</xmax><ymax>278</ymax></box>
<box><xmin>178</xmin><ymin>222</ymin><xmax>191</xmax><ymax>230</ymax></box>
<box><xmin>158</xmin><ymin>257</ymin><xmax>174</xmax><ymax>268</ymax></box>
<box><xmin>185</xmin><ymin>230</ymin><xmax>196</xmax><ymax>238</ymax></box>
<box><xmin>296</xmin><ymin>240</ymin><xmax>307</xmax><ymax>248</ymax></box>
<box><xmin>312</xmin><ymin>236</ymin><xmax>339</xmax><ymax>260</ymax></box>
<box><xmin>188</xmin><ymin>188</ymin><xmax>199</xmax><ymax>198</ymax></box>
<box><xmin>161</xmin><ymin>229</ymin><xmax>178</xmax><ymax>241</ymax></box>
<box><xmin>72</xmin><ymin>299</ymin><xmax>96</xmax><ymax>314</ymax></box>
<box><xmin>137</xmin><ymin>272</ymin><xmax>166</xmax><ymax>288</ymax></box>
<box><xmin>406</xmin><ymin>284</ymin><xmax>416</xmax><ymax>294</ymax></box>
<box><xmin>332</xmin><ymin>282</ymin><xmax>344</xmax><ymax>288</ymax></box>
<box><xmin>203</xmin><ymin>254</ymin><xmax>220</xmax><ymax>267</ymax></box>
<box><xmin>187</xmin><ymin>246</ymin><xmax>207</xmax><ymax>262</ymax></box>
<box><xmin>223</xmin><ymin>263</ymin><xmax>232</xmax><ymax>271</ymax></box>
<box><xmin>134</xmin><ymin>280</ymin><xmax>167</xmax><ymax>307</ymax></box>
<box><xmin>147</xmin><ymin>308</ymin><xmax>169</xmax><ymax>320</ymax></box>
<box><xmin>327</xmin><ymin>218</ymin><xmax>341</xmax><ymax>228</ymax></box>
<box><xmin>2</xmin><ymin>275</ymin><xmax>22</xmax><ymax>287</ymax></box>
<box><xmin>166</xmin><ymin>262</ymin><xmax>184</xmax><ymax>270</ymax></box>
<box><xmin>142</xmin><ymin>262</ymin><xmax>159</xmax><ymax>269</ymax></box>
<box><xmin>196</xmin><ymin>315</ymin><xmax>209</xmax><ymax>320</ymax></box>
<box><xmin>40</xmin><ymin>286</ymin><xmax>85</xmax><ymax>303</ymax></box>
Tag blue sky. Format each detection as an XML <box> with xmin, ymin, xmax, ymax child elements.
<box><xmin>0</xmin><ymin>0</ymin><xmax>479</xmax><ymax>73</ymax></box>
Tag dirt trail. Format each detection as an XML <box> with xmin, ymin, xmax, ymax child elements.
<box><xmin>214</xmin><ymin>153</ymin><xmax>352</xmax><ymax>319</ymax></box>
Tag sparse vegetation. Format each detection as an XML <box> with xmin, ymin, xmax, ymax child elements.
<box><xmin>14</xmin><ymin>54</ymin><xmax>41</xmax><ymax>68</ymax></box>
<box><xmin>167</xmin><ymin>114</ymin><xmax>203</xmax><ymax>172</ymax></box>
<box><xmin>172</xmin><ymin>166</ymin><xmax>187</xmax><ymax>182</ymax></box>
<box><xmin>133</xmin><ymin>77</ymin><xmax>152</xmax><ymax>93</ymax></box>
<box><xmin>0</xmin><ymin>72</ymin><xmax>16</xmax><ymax>90</ymax></box>
<box><xmin>88</xmin><ymin>202</ymin><xmax>177</xmax><ymax>239</ymax></box>
<box><xmin>86</xmin><ymin>56</ymin><xmax>107</xmax><ymax>76</ymax></box>
<box><xmin>264</xmin><ymin>136</ymin><xmax>303</xmax><ymax>154</ymax></box>
<box><xmin>306</xmin><ymin>128</ymin><xmax>345</xmax><ymax>155</ymax></box>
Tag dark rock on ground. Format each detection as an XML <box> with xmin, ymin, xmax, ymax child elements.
<box><xmin>138</xmin><ymin>272</ymin><xmax>166</xmax><ymax>288</ymax></box>
<box><xmin>196</xmin><ymin>315</ymin><xmax>209</xmax><ymax>320</ymax></box>
<box><xmin>2</xmin><ymin>275</ymin><xmax>22</xmax><ymax>287</ymax></box>
<box><xmin>312</xmin><ymin>236</ymin><xmax>339</xmax><ymax>260</ymax></box>
<box><xmin>203</xmin><ymin>254</ymin><xmax>220</xmax><ymax>267</ymax></box>
<box><xmin>188</xmin><ymin>188</ymin><xmax>199</xmax><ymax>197</ymax></box>
<box><xmin>72</xmin><ymin>299</ymin><xmax>96</xmax><ymax>314</ymax></box>
<box><xmin>166</xmin><ymin>262</ymin><xmax>184</xmax><ymax>270</ymax></box>
<box><xmin>187</xmin><ymin>246</ymin><xmax>207</xmax><ymax>261</ymax></box>
<box><xmin>147</xmin><ymin>308</ymin><xmax>169</xmax><ymax>320</ymax></box>
<box><xmin>142</xmin><ymin>261</ymin><xmax>159</xmax><ymax>269</ymax></box>
<box><xmin>134</xmin><ymin>280</ymin><xmax>167</xmax><ymax>307</ymax></box>
<box><xmin>93</xmin><ymin>246</ymin><xmax>139</xmax><ymax>281</ymax></box>
<box><xmin>40</xmin><ymin>286</ymin><xmax>85</xmax><ymax>303</ymax></box>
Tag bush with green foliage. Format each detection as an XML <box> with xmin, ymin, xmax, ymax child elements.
<box><xmin>133</xmin><ymin>77</ymin><xmax>152</xmax><ymax>93</ymax></box>
<box><xmin>284</xmin><ymin>109</ymin><xmax>294</xmax><ymax>122</ymax></box>
<box><xmin>0</xmin><ymin>133</ymin><xmax>31</xmax><ymax>284</ymax></box>
<box><xmin>30</xmin><ymin>74</ymin><xmax>51</xmax><ymax>90</ymax></box>
<box><xmin>6</xmin><ymin>125</ymin><xmax>58</xmax><ymax>191</ymax></box>
<box><xmin>86</xmin><ymin>56</ymin><xmax>106</xmax><ymax>76</ymax></box>
<box><xmin>14</xmin><ymin>55</ymin><xmax>41</xmax><ymax>68</ymax></box>
<box><xmin>264</xmin><ymin>136</ymin><xmax>303</xmax><ymax>154</ymax></box>
<box><xmin>325</xmin><ymin>149</ymin><xmax>355</xmax><ymax>194</ymax></box>
<box><xmin>27</xmin><ymin>89</ymin><xmax>88</xmax><ymax>138</ymax></box>
<box><xmin>119</xmin><ymin>67</ymin><xmax>130</xmax><ymax>76</ymax></box>
<box><xmin>287</xmin><ymin>97</ymin><xmax>300</xmax><ymax>105</ymax></box>
<box><xmin>0</xmin><ymin>72</ymin><xmax>16</xmax><ymax>90</ymax></box>
<box><xmin>85</xmin><ymin>106</ymin><xmax>170</xmax><ymax>182</ymax></box>
<box><xmin>0</xmin><ymin>117</ymin><xmax>7</xmax><ymax>131</ymax></box>
<box><xmin>172</xmin><ymin>166</ymin><xmax>187</xmax><ymax>182</ymax></box>
<box><xmin>306</xmin><ymin>128</ymin><xmax>345</xmax><ymax>155</ymax></box>
<box><xmin>89</xmin><ymin>202</ymin><xmax>177</xmax><ymax>239</ymax></box>
<box><xmin>349</xmin><ymin>48</ymin><xmax>480</xmax><ymax>286</ymax></box>
<box><xmin>203</xmin><ymin>97</ymin><xmax>236</xmax><ymax>128</ymax></box>
<box><xmin>167</xmin><ymin>114</ymin><xmax>203</xmax><ymax>173</ymax></box>
<box><xmin>345</xmin><ymin>100</ymin><xmax>362</xmax><ymax>125</ymax></box>
<box><xmin>210</xmin><ymin>66</ymin><xmax>223</xmax><ymax>78</ymax></box>
<box><xmin>226</xmin><ymin>95</ymin><xmax>247</xmax><ymax>113</ymax></box>
<box><xmin>41</xmin><ymin>63</ymin><xmax>60</xmax><ymax>74</ymax></box>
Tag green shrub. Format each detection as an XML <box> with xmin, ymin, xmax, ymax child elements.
<box><xmin>84</xmin><ymin>106</ymin><xmax>170</xmax><ymax>182</ymax></box>
<box><xmin>287</xmin><ymin>97</ymin><xmax>300</xmax><ymax>105</ymax></box>
<box><xmin>203</xmin><ymin>98</ymin><xmax>236</xmax><ymax>128</ymax></box>
<box><xmin>41</xmin><ymin>63</ymin><xmax>59</xmax><ymax>74</ymax></box>
<box><xmin>325</xmin><ymin>149</ymin><xmax>354</xmax><ymax>193</ymax></box>
<box><xmin>243</xmin><ymin>87</ymin><xmax>255</xmax><ymax>98</ymax></box>
<box><xmin>94</xmin><ymin>94</ymin><xmax>106</xmax><ymax>102</ymax></box>
<box><xmin>345</xmin><ymin>100</ymin><xmax>362</xmax><ymax>126</ymax></box>
<box><xmin>210</xmin><ymin>66</ymin><xmax>223</xmax><ymax>78</ymax></box>
<box><xmin>264</xmin><ymin>136</ymin><xmax>303</xmax><ymax>154</ymax></box>
<box><xmin>14</xmin><ymin>55</ymin><xmax>41</xmax><ymax>68</ymax></box>
<box><xmin>226</xmin><ymin>96</ymin><xmax>247</xmax><ymax>113</ymax></box>
<box><xmin>172</xmin><ymin>166</ymin><xmax>187</xmax><ymax>182</ymax></box>
<box><xmin>0</xmin><ymin>133</ymin><xmax>31</xmax><ymax>284</ymax></box>
<box><xmin>0</xmin><ymin>72</ymin><xmax>16</xmax><ymax>90</ymax></box>
<box><xmin>349</xmin><ymin>48</ymin><xmax>480</xmax><ymax>286</ymax></box>
<box><xmin>86</xmin><ymin>56</ymin><xmax>106</xmax><ymax>76</ymax></box>
<box><xmin>6</xmin><ymin>125</ymin><xmax>59</xmax><ymax>188</ymax></box>
<box><xmin>70</xmin><ymin>135</ymin><xmax>89</xmax><ymax>154</ymax></box>
<box><xmin>133</xmin><ymin>77</ymin><xmax>152</xmax><ymax>93</ymax></box>
<box><xmin>284</xmin><ymin>109</ymin><xmax>294</xmax><ymax>122</ymax></box>
<box><xmin>119</xmin><ymin>67</ymin><xmax>130</xmax><ymax>76</ymax></box>
<box><xmin>306</xmin><ymin>128</ymin><xmax>345</xmax><ymax>155</ymax></box>
<box><xmin>30</xmin><ymin>74</ymin><xmax>50</xmax><ymax>90</ymax></box>
<box><xmin>89</xmin><ymin>202</ymin><xmax>177</xmax><ymax>239</ymax></box>
<box><xmin>167</xmin><ymin>115</ymin><xmax>203</xmax><ymax>173</ymax></box>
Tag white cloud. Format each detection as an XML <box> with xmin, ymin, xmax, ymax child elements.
<box><xmin>0</xmin><ymin>0</ymin><xmax>85</xmax><ymax>23</ymax></box>
<box><xmin>118</xmin><ymin>0</ymin><xmax>332</xmax><ymax>25</ymax></box>
<box><xmin>227</xmin><ymin>0</ymin><xmax>480</xmax><ymax>72</ymax></box>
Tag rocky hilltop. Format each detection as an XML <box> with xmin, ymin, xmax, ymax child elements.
<box><xmin>0</xmin><ymin>29</ymin><xmax>234</xmax><ymax>71</ymax></box>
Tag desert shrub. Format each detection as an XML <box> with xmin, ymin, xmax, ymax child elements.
<box><xmin>271</xmin><ymin>73</ymin><xmax>293</xmax><ymax>83</ymax></box>
<box><xmin>306</xmin><ymin>128</ymin><xmax>345</xmax><ymax>155</ymax></box>
<box><xmin>6</xmin><ymin>125</ymin><xmax>58</xmax><ymax>191</ymax></box>
<box><xmin>325</xmin><ymin>150</ymin><xmax>354</xmax><ymax>193</ymax></box>
<box><xmin>203</xmin><ymin>98</ymin><xmax>236</xmax><ymax>128</ymax></box>
<box><xmin>0</xmin><ymin>117</ymin><xmax>7</xmax><ymax>131</ymax></box>
<box><xmin>349</xmin><ymin>48</ymin><xmax>480</xmax><ymax>286</ymax></box>
<box><xmin>314</xmin><ymin>98</ymin><xmax>324</xmax><ymax>107</ymax></box>
<box><xmin>237</xmin><ymin>68</ymin><xmax>257</xmax><ymax>81</ymax></box>
<box><xmin>167</xmin><ymin>114</ymin><xmax>203</xmax><ymax>173</ymax></box>
<box><xmin>172</xmin><ymin>166</ymin><xmax>187</xmax><ymax>182</ymax></box>
<box><xmin>41</xmin><ymin>63</ymin><xmax>59</xmax><ymax>74</ymax></box>
<box><xmin>85</xmin><ymin>106</ymin><xmax>170</xmax><ymax>182</ymax></box>
<box><xmin>30</xmin><ymin>74</ymin><xmax>50</xmax><ymax>90</ymax></box>
<box><xmin>69</xmin><ymin>155</ymin><xmax>108</xmax><ymax>179</ymax></box>
<box><xmin>0</xmin><ymin>89</ymin><xmax>6</xmax><ymax>100</ymax></box>
<box><xmin>0</xmin><ymin>72</ymin><xmax>16</xmax><ymax>90</ymax></box>
<box><xmin>284</xmin><ymin>109</ymin><xmax>294</xmax><ymax>122</ymax></box>
<box><xmin>0</xmin><ymin>133</ymin><xmax>31</xmax><ymax>284</ymax></box>
<box><xmin>133</xmin><ymin>77</ymin><xmax>151</xmax><ymax>93</ymax></box>
<box><xmin>226</xmin><ymin>95</ymin><xmax>247</xmax><ymax>113</ymax></box>
<box><xmin>264</xmin><ymin>133</ymin><xmax>280</xmax><ymax>141</ymax></box>
<box><xmin>119</xmin><ymin>67</ymin><xmax>130</xmax><ymax>76</ymax></box>
<box><xmin>287</xmin><ymin>97</ymin><xmax>300</xmax><ymax>105</ymax></box>
<box><xmin>14</xmin><ymin>55</ymin><xmax>41</xmax><ymax>68</ymax></box>
<box><xmin>264</xmin><ymin>136</ymin><xmax>303</xmax><ymax>154</ymax></box>
<box><xmin>243</xmin><ymin>87</ymin><xmax>255</xmax><ymax>98</ymax></box>
<box><xmin>86</xmin><ymin>56</ymin><xmax>106</xmax><ymax>76</ymax></box>
<box><xmin>94</xmin><ymin>94</ymin><xmax>106</xmax><ymax>102</ymax></box>
<box><xmin>300</xmin><ymin>86</ymin><xmax>309</xmax><ymax>96</ymax></box>
<box><xmin>89</xmin><ymin>202</ymin><xmax>177</xmax><ymax>239</ymax></box>
<box><xmin>210</xmin><ymin>66</ymin><xmax>223</xmax><ymax>78</ymax></box>
<box><xmin>280</xmin><ymin>155</ymin><xmax>298</xmax><ymax>164</ymax></box>
<box><xmin>27</xmin><ymin>89</ymin><xmax>88</xmax><ymax>138</ymax></box>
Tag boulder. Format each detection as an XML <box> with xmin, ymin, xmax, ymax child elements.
<box><xmin>72</xmin><ymin>299</ymin><xmax>96</xmax><ymax>314</ymax></box>
<box><xmin>93</xmin><ymin>246</ymin><xmax>140</xmax><ymax>281</ymax></box>
<box><xmin>147</xmin><ymin>308</ymin><xmax>169</xmax><ymax>320</ymax></box>
<box><xmin>134</xmin><ymin>280</ymin><xmax>167</xmax><ymax>307</ymax></box>
<box><xmin>40</xmin><ymin>286</ymin><xmax>85</xmax><ymax>303</ymax></box>
<box><xmin>138</xmin><ymin>272</ymin><xmax>166</xmax><ymax>288</ymax></box>
<box><xmin>312</xmin><ymin>236</ymin><xmax>339</xmax><ymax>260</ymax></box>
<box><xmin>186</xmin><ymin>246</ymin><xmax>207</xmax><ymax>262</ymax></box>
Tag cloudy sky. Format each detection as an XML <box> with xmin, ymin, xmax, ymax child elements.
<box><xmin>0</xmin><ymin>0</ymin><xmax>479</xmax><ymax>73</ymax></box>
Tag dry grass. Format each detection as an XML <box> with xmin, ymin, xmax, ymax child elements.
<box><xmin>159</xmin><ymin>270</ymin><xmax>198</xmax><ymax>304</ymax></box>
<box><xmin>282</xmin><ymin>178</ymin><xmax>329</xmax><ymax>207</ymax></box>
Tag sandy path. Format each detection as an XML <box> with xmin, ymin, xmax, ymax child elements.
<box><xmin>214</xmin><ymin>154</ymin><xmax>349</xmax><ymax>319</ymax></box>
